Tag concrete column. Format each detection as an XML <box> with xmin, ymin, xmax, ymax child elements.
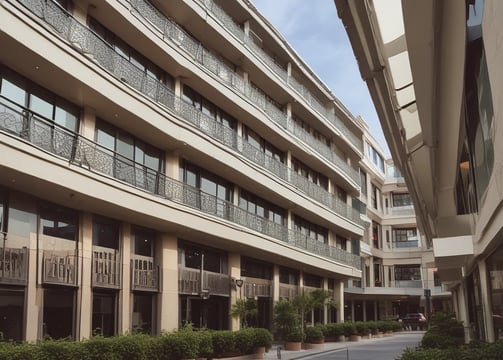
<box><xmin>374</xmin><ymin>301</ymin><xmax>378</xmax><ymax>321</ymax></box>
<box><xmin>478</xmin><ymin>260</ymin><xmax>495</xmax><ymax>342</ymax></box>
<box><xmin>369</xmin><ymin>257</ymin><xmax>375</xmax><ymax>287</ymax></box>
<box><xmin>77</xmin><ymin>212</ymin><xmax>93</xmax><ymax>340</ymax></box>
<box><xmin>175</xmin><ymin>78</ymin><xmax>182</xmax><ymax>97</ymax></box>
<box><xmin>119</xmin><ymin>223</ymin><xmax>132</xmax><ymax>334</ymax></box>
<box><xmin>350</xmin><ymin>300</ymin><xmax>355</xmax><ymax>322</ymax></box>
<box><xmin>72</xmin><ymin>1</ymin><xmax>88</xmax><ymax>22</ymax></box>
<box><xmin>165</xmin><ymin>151</ymin><xmax>179</xmax><ymax>179</ymax></box>
<box><xmin>287</xmin><ymin>62</ymin><xmax>292</xmax><ymax>77</ymax></box>
<box><xmin>273</xmin><ymin>264</ymin><xmax>280</xmax><ymax>302</ymax></box>
<box><xmin>323</xmin><ymin>278</ymin><xmax>329</xmax><ymax>324</ymax></box>
<box><xmin>457</xmin><ymin>282</ymin><xmax>470</xmax><ymax>343</ymax></box>
<box><xmin>24</xmin><ymin>203</ymin><xmax>39</xmax><ymax>341</ymax></box>
<box><xmin>363</xmin><ymin>300</ymin><xmax>367</xmax><ymax>321</ymax></box>
<box><xmin>81</xmin><ymin>107</ymin><xmax>96</xmax><ymax>139</ymax></box>
<box><xmin>228</xmin><ymin>253</ymin><xmax>241</xmax><ymax>330</ymax></box>
<box><xmin>383</xmin><ymin>265</ymin><xmax>390</xmax><ymax>287</ymax></box>
<box><xmin>336</xmin><ymin>280</ymin><xmax>344</xmax><ymax>323</ymax></box>
<box><xmin>243</xmin><ymin>20</ymin><xmax>250</xmax><ymax>36</ymax></box>
<box><xmin>157</xmin><ymin>233</ymin><xmax>179</xmax><ymax>332</ymax></box>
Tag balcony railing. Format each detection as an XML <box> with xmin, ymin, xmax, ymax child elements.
<box><xmin>242</xmin><ymin>278</ymin><xmax>273</xmax><ymax>298</ymax></box>
<box><xmin>0</xmin><ymin>99</ymin><xmax>361</xmax><ymax>270</ymax></box>
<box><xmin>197</xmin><ymin>0</ymin><xmax>363</xmax><ymax>153</ymax></box>
<box><xmin>42</xmin><ymin>250</ymin><xmax>77</xmax><ymax>286</ymax></box>
<box><xmin>14</xmin><ymin>0</ymin><xmax>363</xmax><ymax>214</ymax></box>
<box><xmin>131</xmin><ymin>254</ymin><xmax>159</xmax><ymax>291</ymax></box>
<box><xmin>394</xmin><ymin>280</ymin><xmax>423</xmax><ymax>288</ymax></box>
<box><xmin>389</xmin><ymin>206</ymin><xmax>415</xmax><ymax>217</ymax></box>
<box><xmin>279</xmin><ymin>283</ymin><xmax>299</xmax><ymax>299</ymax></box>
<box><xmin>392</xmin><ymin>240</ymin><xmax>419</xmax><ymax>249</ymax></box>
<box><xmin>178</xmin><ymin>267</ymin><xmax>230</xmax><ymax>297</ymax></box>
<box><xmin>55</xmin><ymin>0</ymin><xmax>358</xmax><ymax>182</ymax></box>
<box><xmin>92</xmin><ymin>247</ymin><xmax>120</xmax><ymax>288</ymax></box>
<box><xmin>0</xmin><ymin>242</ymin><xmax>28</xmax><ymax>284</ymax></box>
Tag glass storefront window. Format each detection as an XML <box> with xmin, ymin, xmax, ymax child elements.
<box><xmin>487</xmin><ymin>247</ymin><xmax>503</xmax><ymax>339</ymax></box>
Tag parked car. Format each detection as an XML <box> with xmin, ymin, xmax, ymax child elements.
<box><xmin>401</xmin><ymin>313</ymin><xmax>427</xmax><ymax>329</ymax></box>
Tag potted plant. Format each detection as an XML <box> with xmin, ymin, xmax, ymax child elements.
<box><xmin>355</xmin><ymin>321</ymin><xmax>371</xmax><ymax>339</ymax></box>
<box><xmin>303</xmin><ymin>326</ymin><xmax>324</xmax><ymax>349</ymax></box>
<box><xmin>251</xmin><ymin>328</ymin><xmax>273</xmax><ymax>358</ymax></box>
<box><xmin>284</xmin><ymin>327</ymin><xmax>304</xmax><ymax>351</ymax></box>
<box><xmin>342</xmin><ymin>322</ymin><xmax>359</xmax><ymax>342</ymax></box>
<box><xmin>230</xmin><ymin>298</ymin><xmax>258</xmax><ymax>329</ymax></box>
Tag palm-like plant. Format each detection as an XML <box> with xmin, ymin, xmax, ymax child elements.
<box><xmin>230</xmin><ymin>298</ymin><xmax>258</xmax><ymax>328</ymax></box>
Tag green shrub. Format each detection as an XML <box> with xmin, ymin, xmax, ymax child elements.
<box><xmin>284</xmin><ymin>327</ymin><xmax>304</xmax><ymax>342</ymax></box>
<box><xmin>322</xmin><ymin>323</ymin><xmax>344</xmax><ymax>338</ymax></box>
<box><xmin>273</xmin><ymin>300</ymin><xmax>300</xmax><ymax>340</ymax></box>
<box><xmin>420</xmin><ymin>312</ymin><xmax>464</xmax><ymax>349</ymax></box>
<box><xmin>355</xmin><ymin>322</ymin><xmax>370</xmax><ymax>336</ymax></box>
<box><xmin>83</xmin><ymin>336</ymin><xmax>116</xmax><ymax>360</ymax></box>
<box><xmin>196</xmin><ymin>330</ymin><xmax>213</xmax><ymax>358</ymax></box>
<box><xmin>251</xmin><ymin>328</ymin><xmax>273</xmax><ymax>349</ymax></box>
<box><xmin>211</xmin><ymin>330</ymin><xmax>235</xmax><ymax>357</ymax></box>
<box><xmin>366</xmin><ymin>321</ymin><xmax>379</xmax><ymax>335</ymax></box>
<box><xmin>234</xmin><ymin>328</ymin><xmax>255</xmax><ymax>354</ymax></box>
<box><xmin>342</xmin><ymin>322</ymin><xmax>357</xmax><ymax>337</ymax></box>
<box><xmin>304</xmin><ymin>326</ymin><xmax>324</xmax><ymax>343</ymax></box>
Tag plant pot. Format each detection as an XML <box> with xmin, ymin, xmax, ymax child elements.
<box><xmin>337</xmin><ymin>335</ymin><xmax>346</xmax><ymax>342</ymax></box>
<box><xmin>362</xmin><ymin>334</ymin><xmax>371</xmax><ymax>339</ymax></box>
<box><xmin>349</xmin><ymin>334</ymin><xmax>361</xmax><ymax>342</ymax></box>
<box><xmin>284</xmin><ymin>341</ymin><xmax>302</xmax><ymax>351</ymax></box>
<box><xmin>303</xmin><ymin>342</ymin><xmax>324</xmax><ymax>350</ymax></box>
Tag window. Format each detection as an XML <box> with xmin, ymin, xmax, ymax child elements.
<box><xmin>292</xmin><ymin>114</ymin><xmax>331</xmax><ymax>147</ymax></box>
<box><xmin>178</xmin><ymin>242</ymin><xmax>228</xmax><ymax>274</ymax></box>
<box><xmin>43</xmin><ymin>288</ymin><xmax>75</xmax><ymax>339</ymax></box>
<box><xmin>182</xmin><ymin>85</ymin><xmax>237</xmax><ymax>130</ymax></box>
<box><xmin>366</xmin><ymin>142</ymin><xmax>385</xmax><ymax>173</ymax></box>
<box><xmin>132</xmin><ymin>293</ymin><xmax>154</xmax><ymax>334</ymax></box>
<box><xmin>336</xmin><ymin>186</ymin><xmax>347</xmax><ymax>203</ymax></box>
<box><xmin>279</xmin><ymin>267</ymin><xmax>299</xmax><ymax>285</ymax></box>
<box><xmin>88</xmin><ymin>17</ymin><xmax>173</xmax><ymax>89</ymax></box>
<box><xmin>372</xmin><ymin>221</ymin><xmax>381</xmax><ymax>249</ymax></box>
<box><xmin>392</xmin><ymin>228</ymin><xmax>418</xmax><ymax>248</ymax></box>
<box><xmin>336</xmin><ymin>235</ymin><xmax>347</xmax><ymax>251</ymax></box>
<box><xmin>291</xmin><ymin>157</ymin><xmax>328</xmax><ymax>190</ymax></box>
<box><xmin>303</xmin><ymin>273</ymin><xmax>322</xmax><ymax>288</ymax></box>
<box><xmin>360</xmin><ymin>170</ymin><xmax>367</xmax><ymax>197</ymax></box>
<box><xmin>243</xmin><ymin>126</ymin><xmax>284</xmax><ymax>162</ymax></box>
<box><xmin>92</xmin><ymin>291</ymin><xmax>117</xmax><ymax>337</ymax></box>
<box><xmin>394</xmin><ymin>265</ymin><xmax>421</xmax><ymax>281</ymax></box>
<box><xmin>392</xmin><ymin>193</ymin><xmax>412</xmax><ymax>207</ymax></box>
<box><xmin>241</xmin><ymin>257</ymin><xmax>273</xmax><ymax>280</ymax></box>
<box><xmin>239</xmin><ymin>189</ymin><xmax>285</xmax><ymax>225</ymax></box>
<box><xmin>293</xmin><ymin>215</ymin><xmax>328</xmax><ymax>244</ymax></box>
<box><xmin>371</xmin><ymin>184</ymin><xmax>379</xmax><ymax>210</ymax></box>
<box><xmin>93</xmin><ymin>218</ymin><xmax>119</xmax><ymax>250</ymax></box>
<box><xmin>132</xmin><ymin>226</ymin><xmax>155</xmax><ymax>257</ymax></box>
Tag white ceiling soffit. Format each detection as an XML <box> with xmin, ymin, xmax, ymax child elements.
<box><xmin>372</xmin><ymin>0</ymin><xmax>422</xmax><ymax>144</ymax></box>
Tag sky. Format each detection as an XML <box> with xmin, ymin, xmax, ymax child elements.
<box><xmin>251</xmin><ymin>0</ymin><xmax>389</xmax><ymax>156</ymax></box>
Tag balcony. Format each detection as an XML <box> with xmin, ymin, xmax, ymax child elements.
<box><xmin>0</xmin><ymin>101</ymin><xmax>361</xmax><ymax>270</ymax></box>
<box><xmin>394</xmin><ymin>280</ymin><xmax>423</xmax><ymax>288</ymax></box>
<box><xmin>197</xmin><ymin>0</ymin><xmax>363</xmax><ymax>153</ymax></box>
<box><xmin>392</xmin><ymin>240</ymin><xmax>419</xmax><ymax>249</ymax></box>
<box><xmin>15</xmin><ymin>0</ymin><xmax>358</xmax><ymax>186</ymax></box>
<box><xmin>0</xmin><ymin>242</ymin><xmax>28</xmax><ymax>285</ymax></box>
<box><xmin>279</xmin><ymin>283</ymin><xmax>299</xmax><ymax>299</ymax></box>
<box><xmin>92</xmin><ymin>247</ymin><xmax>121</xmax><ymax>288</ymax></box>
<box><xmin>241</xmin><ymin>277</ymin><xmax>273</xmax><ymax>298</ymax></box>
<box><xmin>42</xmin><ymin>250</ymin><xmax>77</xmax><ymax>286</ymax></box>
<box><xmin>389</xmin><ymin>205</ymin><xmax>415</xmax><ymax>217</ymax></box>
<box><xmin>131</xmin><ymin>254</ymin><xmax>159</xmax><ymax>292</ymax></box>
<box><xmin>178</xmin><ymin>267</ymin><xmax>230</xmax><ymax>297</ymax></box>
<box><xmin>12</xmin><ymin>0</ymin><xmax>363</xmax><ymax>216</ymax></box>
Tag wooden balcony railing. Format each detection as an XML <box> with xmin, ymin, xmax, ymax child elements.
<box><xmin>92</xmin><ymin>247</ymin><xmax>120</xmax><ymax>288</ymax></box>
<box><xmin>42</xmin><ymin>250</ymin><xmax>77</xmax><ymax>286</ymax></box>
<box><xmin>242</xmin><ymin>277</ymin><xmax>272</xmax><ymax>298</ymax></box>
<box><xmin>0</xmin><ymin>245</ymin><xmax>28</xmax><ymax>284</ymax></box>
<box><xmin>178</xmin><ymin>267</ymin><xmax>230</xmax><ymax>297</ymax></box>
<box><xmin>279</xmin><ymin>283</ymin><xmax>299</xmax><ymax>300</ymax></box>
<box><xmin>131</xmin><ymin>254</ymin><xmax>159</xmax><ymax>291</ymax></box>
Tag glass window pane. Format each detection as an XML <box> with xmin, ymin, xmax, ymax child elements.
<box><xmin>54</xmin><ymin>105</ymin><xmax>77</xmax><ymax>132</ymax></box>
<box><xmin>0</xmin><ymin>78</ymin><xmax>26</xmax><ymax>106</ymax></box>
<box><xmin>29</xmin><ymin>93</ymin><xmax>53</xmax><ymax>119</ymax></box>
<box><xmin>96</xmin><ymin>127</ymin><xmax>115</xmax><ymax>151</ymax></box>
<box><xmin>116</xmin><ymin>133</ymin><xmax>134</xmax><ymax>160</ymax></box>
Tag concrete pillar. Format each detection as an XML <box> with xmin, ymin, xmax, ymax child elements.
<box><xmin>175</xmin><ymin>78</ymin><xmax>182</xmax><ymax>97</ymax></box>
<box><xmin>119</xmin><ymin>223</ymin><xmax>132</xmax><ymax>334</ymax></box>
<box><xmin>229</xmin><ymin>253</ymin><xmax>241</xmax><ymax>330</ymax></box>
<box><xmin>157</xmin><ymin>233</ymin><xmax>179</xmax><ymax>332</ymax></box>
<box><xmin>166</xmin><ymin>151</ymin><xmax>179</xmax><ymax>179</ymax></box>
<box><xmin>457</xmin><ymin>282</ymin><xmax>470</xmax><ymax>343</ymax></box>
<box><xmin>350</xmin><ymin>300</ymin><xmax>355</xmax><ymax>322</ymax></box>
<box><xmin>23</xmin><ymin>202</ymin><xmax>39</xmax><ymax>341</ymax></box>
<box><xmin>81</xmin><ymin>107</ymin><xmax>96</xmax><ymax>140</ymax></box>
<box><xmin>77</xmin><ymin>212</ymin><xmax>93</xmax><ymax>340</ymax></box>
<box><xmin>374</xmin><ymin>301</ymin><xmax>378</xmax><ymax>321</ymax></box>
<box><xmin>273</xmin><ymin>264</ymin><xmax>280</xmax><ymax>302</ymax></box>
<box><xmin>323</xmin><ymin>278</ymin><xmax>329</xmax><ymax>324</ymax></box>
<box><xmin>336</xmin><ymin>280</ymin><xmax>344</xmax><ymax>323</ymax></box>
<box><xmin>478</xmin><ymin>260</ymin><xmax>495</xmax><ymax>342</ymax></box>
<box><xmin>369</xmin><ymin>257</ymin><xmax>375</xmax><ymax>287</ymax></box>
<box><xmin>363</xmin><ymin>300</ymin><xmax>367</xmax><ymax>321</ymax></box>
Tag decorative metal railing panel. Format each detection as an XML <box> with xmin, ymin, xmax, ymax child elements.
<box><xmin>242</xmin><ymin>278</ymin><xmax>273</xmax><ymax>298</ymax></box>
<box><xmin>131</xmin><ymin>254</ymin><xmax>159</xmax><ymax>291</ymax></box>
<box><xmin>394</xmin><ymin>280</ymin><xmax>423</xmax><ymax>288</ymax></box>
<box><xmin>0</xmin><ymin>95</ymin><xmax>361</xmax><ymax>269</ymax></box>
<box><xmin>178</xmin><ymin>267</ymin><xmax>229</xmax><ymax>296</ymax></box>
<box><xmin>42</xmin><ymin>250</ymin><xmax>77</xmax><ymax>285</ymax></box>
<box><xmin>279</xmin><ymin>284</ymin><xmax>299</xmax><ymax>299</ymax></box>
<box><xmin>92</xmin><ymin>247</ymin><xmax>121</xmax><ymax>288</ymax></box>
<box><xmin>392</xmin><ymin>240</ymin><xmax>419</xmax><ymax>249</ymax></box>
<box><xmin>0</xmin><ymin>244</ymin><xmax>28</xmax><ymax>284</ymax></box>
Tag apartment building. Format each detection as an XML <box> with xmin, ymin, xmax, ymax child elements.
<box><xmin>336</xmin><ymin>0</ymin><xmax>503</xmax><ymax>342</ymax></box>
<box><xmin>344</xmin><ymin>127</ymin><xmax>450</xmax><ymax>322</ymax></box>
<box><xmin>0</xmin><ymin>0</ymin><xmax>366</xmax><ymax>341</ymax></box>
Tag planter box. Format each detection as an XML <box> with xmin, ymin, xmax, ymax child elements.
<box><xmin>284</xmin><ymin>341</ymin><xmax>302</xmax><ymax>351</ymax></box>
<box><xmin>374</xmin><ymin>332</ymin><xmax>384</xmax><ymax>338</ymax></box>
<box><xmin>303</xmin><ymin>342</ymin><xmax>324</xmax><ymax>350</ymax></box>
<box><xmin>349</xmin><ymin>335</ymin><xmax>361</xmax><ymax>342</ymax></box>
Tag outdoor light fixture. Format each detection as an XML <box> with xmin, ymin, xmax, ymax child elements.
<box><xmin>235</xmin><ymin>279</ymin><xmax>244</xmax><ymax>288</ymax></box>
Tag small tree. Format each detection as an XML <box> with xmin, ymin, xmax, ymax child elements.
<box><xmin>273</xmin><ymin>300</ymin><xmax>301</xmax><ymax>340</ymax></box>
<box><xmin>292</xmin><ymin>289</ymin><xmax>333</xmax><ymax>339</ymax></box>
<box><xmin>231</xmin><ymin>298</ymin><xmax>258</xmax><ymax>328</ymax></box>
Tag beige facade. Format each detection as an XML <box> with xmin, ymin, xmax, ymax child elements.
<box><xmin>336</xmin><ymin>0</ymin><xmax>503</xmax><ymax>342</ymax></box>
<box><xmin>344</xmin><ymin>125</ymin><xmax>451</xmax><ymax>322</ymax></box>
<box><xmin>0</xmin><ymin>0</ymin><xmax>365</xmax><ymax>341</ymax></box>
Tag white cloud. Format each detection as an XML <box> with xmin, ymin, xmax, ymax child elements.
<box><xmin>251</xmin><ymin>0</ymin><xmax>389</xmax><ymax>155</ymax></box>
